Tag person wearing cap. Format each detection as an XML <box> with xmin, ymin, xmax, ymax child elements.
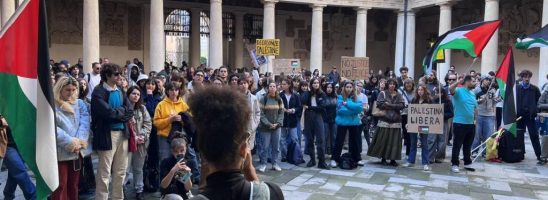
<box><xmin>516</xmin><ymin>70</ymin><xmax>543</xmax><ymax>164</ymax></box>
<box><xmin>471</xmin><ymin>76</ymin><xmax>500</xmax><ymax>158</ymax></box>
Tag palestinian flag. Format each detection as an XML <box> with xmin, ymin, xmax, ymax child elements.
<box><xmin>422</xmin><ymin>20</ymin><xmax>502</xmax><ymax>74</ymax></box>
<box><xmin>516</xmin><ymin>24</ymin><xmax>548</xmax><ymax>49</ymax></box>
<box><xmin>0</xmin><ymin>0</ymin><xmax>59</xmax><ymax>199</ymax></box>
<box><xmin>495</xmin><ymin>48</ymin><xmax>517</xmax><ymax>137</ymax></box>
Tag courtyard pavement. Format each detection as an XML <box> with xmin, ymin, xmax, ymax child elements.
<box><xmin>1</xmin><ymin>134</ymin><xmax>548</xmax><ymax>200</ymax></box>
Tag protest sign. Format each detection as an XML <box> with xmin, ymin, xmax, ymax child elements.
<box><xmin>340</xmin><ymin>56</ymin><xmax>369</xmax><ymax>80</ymax></box>
<box><xmin>407</xmin><ymin>104</ymin><xmax>444</xmax><ymax>134</ymax></box>
<box><xmin>256</xmin><ymin>39</ymin><xmax>280</xmax><ymax>56</ymax></box>
<box><xmin>273</xmin><ymin>59</ymin><xmax>300</xmax><ymax>75</ymax></box>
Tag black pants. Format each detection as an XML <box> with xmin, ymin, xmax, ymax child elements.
<box><xmin>144</xmin><ymin>127</ymin><xmax>160</xmax><ymax>191</ymax></box>
<box><xmin>304</xmin><ymin>110</ymin><xmax>326</xmax><ymax>163</ymax></box>
<box><xmin>333</xmin><ymin>125</ymin><xmax>361</xmax><ymax>162</ymax></box>
<box><xmin>78</xmin><ymin>155</ymin><xmax>95</xmax><ymax>193</ymax></box>
<box><xmin>401</xmin><ymin>116</ymin><xmax>410</xmax><ymax>156</ymax></box>
<box><xmin>496</xmin><ymin>107</ymin><xmax>502</xmax><ymax>129</ymax></box>
<box><xmin>451</xmin><ymin>123</ymin><xmax>475</xmax><ymax>166</ymax></box>
<box><xmin>358</xmin><ymin>123</ymin><xmax>370</xmax><ymax>153</ymax></box>
<box><xmin>517</xmin><ymin>116</ymin><xmax>542</xmax><ymax>159</ymax></box>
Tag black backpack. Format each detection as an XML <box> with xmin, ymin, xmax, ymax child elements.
<box><xmin>339</xmin><ymin>153</ymin><xmax>358</xmax><ymax>170</ymax></box>
<box><xmin>498</xmin><ymin>130</ymin><xmax>524</xmax><ymax>163</ymax></box>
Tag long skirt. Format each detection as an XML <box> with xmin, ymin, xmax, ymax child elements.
<box><xmin>367</xmin><ymin>127</ymin><xmax>402</xmax><ymax>160</ymax></box>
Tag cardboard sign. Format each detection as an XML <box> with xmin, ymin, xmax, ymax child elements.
<box><xmin>256</xmin><ymin>39</ymin><xmax>280</xmax><ymax>56</ymax></box>
<box><xmin>272</xmin><ymin>59</ymin><xmax>301</xmax><ymax>75</ymax></box>
<box><xmin>340</xmin><ymin>56</ymin><xmax>369</xmax><ymax>80</ymax></box>
<box><xmin>407</xmin><ymin>104</ymin><xmax>444</xmax><ymax>134</ymax></box>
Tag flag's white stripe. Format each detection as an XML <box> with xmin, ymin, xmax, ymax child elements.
<box><xmin>438</xmin><ymin>31</ymin><xmax>468</xmax><ymax>46</ymax></box>
<box><xmin>528</xmin><ymin>43</ymin><xmax>548</xmax><ymax>49</ymax></box>
<box><xmin>18</xmin><ymin>77</ymin><xmax>37</xmax><ymax>107</ymax></box>
<box><xmin>17</xmin><ymin>76</ymin><xmax>59</xmax><ymax>191</ymax></box>
<box><xmin>0</xmin><ymin>0</ymin><xmax>30</xmax><ymax>38</ymax></box>
<box><xmin>35</xmin><ymin>79</ymin><xmax>59</xmax><ymax>190</ymax></box>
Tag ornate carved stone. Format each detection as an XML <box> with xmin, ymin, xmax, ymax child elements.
<box><xmin>100</xmin><ymin>1</ymin><xmax>127</xmax><ymax>46</ymax></box>
<box><xmin>47</xmin><ymin>0</ymin><xmax>83</xmax><ymax>45</ymax></box>
<box><xmin>128</xmin><ymin>6</ymin><xmax>143</xmax><ymax>50</ymax></box>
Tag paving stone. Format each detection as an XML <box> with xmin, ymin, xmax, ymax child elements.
<box><xmin>424</xmin><ymin>191</ymin><xmax>473</xmax><ymax>200</ymax></box>
<box><xmin>430</xmin><ymin>174</ymin><xmax>469</xmax><ymax>183</ymax></box>
<box><xmin>344</xmin><ymin>181</ymin><xmax>385</xmax><ymax>192</ymax></box>
<box><xmin>487</xmin><ymin>180</ymin><xmax>512</xmax><ymax>192</ymax></box>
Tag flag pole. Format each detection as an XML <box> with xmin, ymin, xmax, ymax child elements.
<box><xmin>438</xmin><ymin>65</ymin><xmax>442</xmax><ymax>104</ymax></box>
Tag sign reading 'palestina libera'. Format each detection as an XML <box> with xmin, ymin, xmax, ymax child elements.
<box><xmin>407</xmin><ymin>104</ymin><xmax>444</xmax><ymax>134</ymax></box>
<box><xmin>256</xmin><ymin>39</ymin><xmax>280</xmax><ymax>56</ymax></box>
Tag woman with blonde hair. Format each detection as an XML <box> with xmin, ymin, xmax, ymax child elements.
<box><xmin>52</xmin><ymin>76</ymin><xmax>91</xmax><ymax>200</ymax></box>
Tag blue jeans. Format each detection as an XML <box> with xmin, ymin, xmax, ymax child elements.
<box><xmin>185</xmin><ymin>146</ymin><xmax>200</xmax><ymax>183</ymax></box>
<box><xmin>324</xmin><ymin>122</ymin><xmax>337</xmax><ymax>154</ymax></box>
<box><xmin>473</xmin><ymin>116</ymin><xmax>495</xmax><ymax>155</ymax></box>
<box><xmin>408</xmin><ymin>133</ymin><xmax>430</xmax><ymax>165</ymax></box>
<box><xmin>259</xmin><ymin>128</ymin><xmax>281</xmax><ymax>165</ymax></box>
<box><xmin>280</xmin><ymin>127</ymin><xmax>298</xmax><ymax>160</ymax></box>
<box><xmin>3</xmin><ymin>147</ymin><xmax>36</xmax><ymax>200</ymax></box>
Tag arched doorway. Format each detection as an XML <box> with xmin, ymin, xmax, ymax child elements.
<box><xmin>165</xmin><ymin>9</ymin><xmax>190</xmax><ymax>68</ymax></box>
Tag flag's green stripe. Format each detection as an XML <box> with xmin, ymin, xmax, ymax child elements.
<box><xmin>437</xmin><ymin>38</ymin><xmax>478</xmax><ymax>58</ymax></box>
<box><xmin>0</xmin><ymin>73</ymin><xmax>52</xmax><ymax>197</ymax></box>
<box><xmin>515</xmin><ymin>38</ymin><xmax>548</xmax><ymax>49</ymax></box>
<box><xmin>496</xmin><ymin>78</ymin><xmax>506</xmax><ymax>99</ymax></box>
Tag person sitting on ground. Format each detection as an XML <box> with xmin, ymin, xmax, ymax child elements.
<box><xmin>160</xmin><ymin>133</ymin><xmax>193</xmax><ymax>200</ymax></box>
<box><xmin>188</xmin><ymin>87</ymin><xmax>284</xmax><ymax>200</ymax></box>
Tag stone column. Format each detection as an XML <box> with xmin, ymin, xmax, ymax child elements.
<box><xmin>394</xmin><ymin>10</ymin><xmax>416</xmax><ymax>78</ymax></box>
<box><xmin>480</xmin><ymin>0</ymin><xmax>499</xmax><ymax>75</ymax></box>
<box><xmin>438</xmin><ymin>3</ymin><xmax>452</xmax><ymax>82</ymax></box>
<box><xmin>539</xmin><ymin>0</ymin><xmax>548</xmax><ymax>87</ymax></box>
<box><xmin>262</xmin><ymin>0</ymin><xmax>277</xmax><ymax>73</ymax></box>
<box><xmin>233</xmin><ymin>12</ymin><xmax>245</xmax><ymax>68</ymax></box>
<box><xmin>83</xmin><ymin>0</ymin><xmax>100</xmax><ymax>73</ymax></box>
<box><xmin>310</xmin><ymin>4</ymin><xmax>325</xmax><ymax>74</ymax></box>
<box><xmin>209</xmin><ymin>0</ymin><xmax>223</xmax><ymax>69</ymax></box>
<box><xmin>150</xmin><ymin>0</ymin><xmax>165</xmax><ymax>72</ymax></box>
<box><xmin>354</xmin><ymin>7</ymin><xmax>368</xmax><ymax>57</ymax></box>
<box><xmin>1</xmin><ymin>0</ymin><xmax>15</xmax><ymax>26</ymax></box>
<box><xmin>190</xmin><ymin>8</ymin><xmax>201</xmax><ymax>68</ymax></box>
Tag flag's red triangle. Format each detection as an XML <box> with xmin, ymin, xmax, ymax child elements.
<box><xmin>464</xmin><ymin>20</ymin><xmax>502</xmax><ymax>57</ymax></box>
<box><xmin>0</xmin><ymin>0</ymin><xmax>39</xmax><ymax>78</ymax></box>
<box><xmin>496</xmin><ymin>48</ymin><xmax>512</xmax><ymax>83</ymax></box>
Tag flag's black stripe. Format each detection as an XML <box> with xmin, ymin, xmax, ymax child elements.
<box><xmin>38</xmin><ymin>0</ymin><xmax>53</xmax><ymax>108</ymax></box>
<box><xmin>502</xmin><ymin>50</ymin><xmax>516</xmax><ymax>126</ymax></box>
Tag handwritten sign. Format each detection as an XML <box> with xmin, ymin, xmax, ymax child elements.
<box><xmin>407</xmin><ymin>104</ymin><xmax>444</xmax><ymax>134</ymax></box>
<box><xmin>272</xmin><ymin>59</ymin><xmax>301</xmax><ymax>75</ymax></box>
<box><xmin>340</xmin><ymin>56</ymin><xmax>369</xmax><ymax>80</ymax></box>
<box><xmin>256</xmin><ymin>39</ymin><xmax>280</xmax><ymax>56</ymax></box>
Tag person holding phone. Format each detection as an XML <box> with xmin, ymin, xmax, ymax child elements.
<box><xmin>160</xmin><ymin>136</ymin><xmax>192</xmax><ymax>200</ymax></box>
<box><xmin>52</xmin><ymin>77</ymin><xmax>91</xmax><ymax>199</ymax></box>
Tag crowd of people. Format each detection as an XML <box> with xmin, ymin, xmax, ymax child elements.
<box><xmin>1</xmin><ymin>57</ymin><xmax>547</xmax><ymax>200</ymax></box>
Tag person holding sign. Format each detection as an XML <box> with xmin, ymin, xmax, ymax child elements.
<box><xmin>402</xmin><ymin>86</ymin><xmax>433</xmax><ymax>171</ymax></box>
<box><xmin>449</xmin><ymin>75</ymin><xmax>478</xmax><ymax>173</ymax></box>
<box><xmin>330</xmin><ymin>81</ymin><xmax>364</xmax><ymax>168</ymax></box>
<box><xmin>367</xmin><ymin>79</ymin><xmax>405</xmax><ymax>167</ymax></box>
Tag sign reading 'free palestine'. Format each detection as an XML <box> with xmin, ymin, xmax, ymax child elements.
<box><xmin>256</xmin><ymin>39</ymin><xmax>280</xmax><ymax>56</ymax></box>
<box><xmin>407</xmin><ymin>104</ymin><xmax>444</xmax><ymax>134</ymax></box>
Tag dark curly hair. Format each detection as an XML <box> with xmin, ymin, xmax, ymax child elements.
<box><xmin>188</xmin><ymin>87</ymin><xmax>251</xmax><ymax>167</ymax></box>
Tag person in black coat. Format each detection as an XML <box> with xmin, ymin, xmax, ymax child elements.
<box><xmin>90</xmin><ymin>63</ymin><xmax>134</xmax><ymax>199</ymax></box>
<box><xmin>279</xmin><ymin>78</ymin><xmax>302</xmax><ymax>163</ymax></box>
<box><xmin>516</xmin><ymin>70</ymin><xmax>543</xmax><ymax>164</ymax></box>
<box><xmin>302</xmin><ymin>78</ymin><xmax>330</xmax><ymax>169</ymax></box>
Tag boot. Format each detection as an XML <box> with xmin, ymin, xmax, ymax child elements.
<box><xmin>316</xmin><ymin>144</ymin><xmax>330</xmax><ymax>169</ymax></box>
<box><xmin>307</xmin><ymin>151</ymin><xmax>316</xmax><ymax>167</ymax></box>
<box><xmin>317</xmin><ymin>161</ymin><xmax>331</xmax><ymax>169</ymax></box>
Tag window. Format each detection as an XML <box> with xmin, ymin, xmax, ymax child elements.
<box><xmin>223</xmin><ymin>13</ymin><xmax>235</xmax><ymax>39</ymax></box>
<box><xmin>244</xmin><ymin>14</ymin><xmax>263</xmax><ymax>41</ymax></box>
<box><xmin>164</xmin><ymin>9</ymin><xmax>190</xmax><ymax>37</ymax></box>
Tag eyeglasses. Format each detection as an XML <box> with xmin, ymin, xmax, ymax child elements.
<box><xmin>448</xmin><ymin>79</ymin><xmax>456</xmax><ymax>81</ymax></box>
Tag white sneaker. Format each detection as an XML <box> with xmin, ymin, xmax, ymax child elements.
<box><xmin>257</xmin><ymin>164</ymin><xmax>266</xmax><ymax>172</ymax></box>
<box><xmin>330</xmin><ymin>160</ymin><xmax>337</xmax><ymax>168</ymax></box>
<box><xmin>451</xmin><ymin>165</ymin><xmax>460</xmax><ymax>173</ymax></box>
<box><xmin>272</xmin><ymin>164</ymin><xmax>282</xmax><ymax>171</ymax></box>
<box><xmin>402</xmin><ymin>162</ymin><xmax>414</xmax><ymax>168</ymax></box>
<box><xmin>423</xmin><ymin>165</ymin><xmax>431</xmax><ymax>171</ymax></box>
<box><xmin>357</xmin><ymin>160</ymin><xmax>366</xmax><ymax>166</ymax></box>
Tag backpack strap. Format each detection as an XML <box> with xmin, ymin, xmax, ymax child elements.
<box><xmin>265</xmin><ymin>181</ymin><xmax>284</xmax><ymax>200</ymax></box>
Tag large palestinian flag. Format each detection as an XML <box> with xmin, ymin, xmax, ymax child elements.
<box><xmin>0</xmin><ymin>0</ymin><xmax>59</xmax><ymax>199</ymax></box>
<box><xmin>515</xmin><ymin>24</ymin><xmax>548</xmax><ymax>49</ymax></box>
<box><xmin>495</xmin><ymin>48</ymin><xmax>517</xmax><ymax>137</ymax></box>
<box><xmin>422</xmin><ymin>20</ymin><xmax>501</xmax><ymax>74</ymax></box>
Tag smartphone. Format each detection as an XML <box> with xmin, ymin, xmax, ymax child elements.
<box><xmin>73</xmin><ymin>159</ymin><xmax>81</xmax><ymax>171</ymax></box>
